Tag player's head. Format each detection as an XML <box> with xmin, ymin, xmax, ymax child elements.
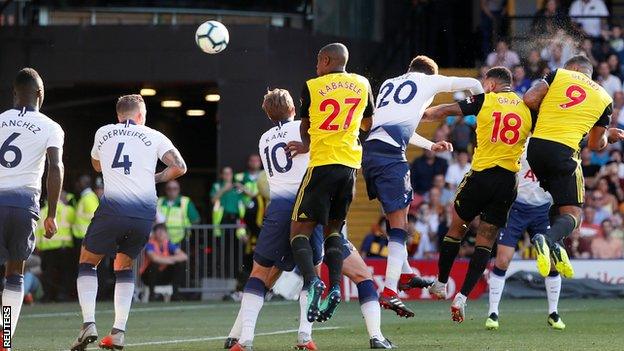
<box><xmin>116</xmin><ymin>94</ymin><xmax>147</xmax><ymax>125</ymax></box>
<box><xmin>152</xmin><ymin>223</ymin><xmax>169</xmax><ymax>242</ymax></box>
<box><xmin>564</xmin><ymin>54</ymin><xmax>593</xmax><ymax>77</ymax></box>
<box><xmin>317</xmin><ymin>43</ymin><xmax>349</xmax><ymax>76</ymax></box>
<box><xmin>482</xmin><ymin>66</ymin><xmax>513</xmax><ymax>93</ymax></box>
<box><xmin>262</xmin><ymin>88</ymin><xmax>295</xmax><ymax>123</ymax></box>
<box><xmin>13</xmin><ymin>68</ymin><xmax>44</xmax><ymax>110</ymax></box>
<box><xmin>407</xmin><ymin>55</ymin><xmax>438</xmax><ymax>75</ymax></box>
<box><xmin>165</xmin><ymin>180</ymin><xmax>181</xmax><ymax>200</ymax></box>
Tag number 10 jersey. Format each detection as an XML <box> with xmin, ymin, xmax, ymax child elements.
<box><xmin>0</xmin><ymin>108</ymin><xmax>64</xmax><ymax>215</ymax></box>
<box><xmin>91</xmin><ymin>120</ymin><xmax>174</xmax><ymax>220</ymax></box>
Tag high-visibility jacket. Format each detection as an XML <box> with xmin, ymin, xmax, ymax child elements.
<box><xmin>72</xmin><ymin>189</ymin><xmax>99</xmax><ymax>239</ymax></box>
<box><xmin>36</xmin><ymin>202</ymin><xmax>75</xmax><ymax>251</ymax></box>
<box><xmin>157</xmin><ymin>196</ymin><xmax>191</xmax><ymax>244</ymax></box>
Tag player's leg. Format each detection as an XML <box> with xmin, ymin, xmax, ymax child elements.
<box><xmin>296</xmin><ymin>264</ymin><xmax>321</xmax><ymax>351</ymax></box>
<box><xmin>486</xmin><ymin>244</ymin><xmax>514</xmax><ymax>330</ymax></box>
<box><xmin>71</xmin><ymin>246</ymin><xmax>104</xmax><ymax>351</ymax></box>
<box><xmin>341</xmin><ymin>246</ymin><xmax>394</xmax><ymax>349</ymax></box>
<box><xmin>3</xmin><ymin>260</ymin><xmax>25</xmax><ymax>341</ymax></box>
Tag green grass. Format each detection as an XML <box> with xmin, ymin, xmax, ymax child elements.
<box><xmin>13</xmin><ymin>298</ymin><xmax>624</xmax><ymax>350</ymax></box>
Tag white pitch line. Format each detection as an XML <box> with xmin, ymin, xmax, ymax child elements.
<box><xmin>71</xmin><ymin>327</ymin><xmax>341</xmax><ymax>350</ymax></box>
<box><xmin>23</xmin><ymin>301</ymin><xmax>293</xmax><ymax>319</ymax></box>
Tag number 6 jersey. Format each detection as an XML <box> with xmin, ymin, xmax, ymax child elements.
<box><xmin>91</xmin><ymin>120</ymin><xmax>174</xmax><ymax>220</ymax></box>
<box><xmin>458</xmin><ymin>91</ymin><xmax>533</xmax><ymax>173</ymax></box>
<box><xmin>0</xmin><ymin>108</ymin><xmax>64</xmax><ymax>214</ymax></box>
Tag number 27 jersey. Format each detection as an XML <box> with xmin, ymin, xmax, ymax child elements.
<box><xmin>258</xmin><ymin>120</ymin><xmax>309</xmax><ymax>206</ymax></box>
<box><xmin>91</xmin><ymin>121</ymin><xmax>174</xmax><ymax>220</ymax></box>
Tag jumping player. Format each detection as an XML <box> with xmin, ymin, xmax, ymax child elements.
<box><xmin>289</xmin><ymin>43</ymin><xmax>373</xmax><ymax>323</ymax></box>
<box><xmin>226</xmin><ymin>89</ymin><xmax>393</xmax><ymax>350</ymax></box>
<box><xmin>0</xmin><ymin>68</ymin><xmax>64</xmax><ymax>351</ymax></box>
<box><xmin>523</xmin><ymin>55</ymin><xmax>624</xmax><ymax>278</ymax></box>
<box><xmin>70</xmin><ymin>95</ymin><xmax>187</xmax><ymax>351</ymax></box>
<box><xmin>362</xmin><ymin>55</ymin><xmax>483</xmax><ymax>317</ymax></box>
<box><xmin>485</xmin><ymin>143</ymin><xmax>566</xmax><ymax>331</ymax></box>
<box><xmin>423</xmin><ymin>67</ymin><xmax>533</xmax><ymax>323</ymax></box>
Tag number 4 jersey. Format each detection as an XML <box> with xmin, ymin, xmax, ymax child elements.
<box><xmin>458</xmin><ymin>92</ymin><xmax>533</xmax><ymax>173</ymax></box>
<box><xmin>0</xmin><ymin>108</ymin><xmax>64</xmax><ymax>214</ymax></box>
<box><xmin>91</xmin><ymin>121</ymin><xmax>174</xmax><ymax>220</ymax></box>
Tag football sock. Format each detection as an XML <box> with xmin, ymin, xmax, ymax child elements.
<box><xmin>77</xmin><ymin>263</ymin><xmax>98</xmax><ymax>325</ymax></box>
<box><xmin>488</xmin><ymin>266</ymin><xmax>506</xmax><ymax>316</ymax></box>
<box><xmin>460</xmin><ymin>246</ymin><xmax>492</xmax><ymax>296</ymax></box>
<box><xmin>545</xmin><ymin>272</ymin><xmax>561</xmax><ymax>314</ymax></box>
<box><xmin>324</xmin><ymin>233</ymin><xmax>344</xmax><ymax>287</ymax></box>
<box><xmin>437</xmin><ymin>236</ymin><xmax>461</xmax><ymax>284</ymax></box>
<box><xmin>291</xmin><ymin>235</ymin><xmax>316</xmax><ymax>286</ymax></box>
<box><xmin>3</xmin><ymin>274</ymin><xmax>24</xmax><ymax>337</ymax></box>
<box><xmin>228</xmin><ymin>306</ymin><xmax>244</xmax><ymax>338</ymax></box>
<box><xmin>401</xmin><ymin>255</ymin><xmax>414</xmax><ymax>275</ymax></box>
<box><xmin>298</xmin><ymin>289</ymin><xmax>313</xmax><ymax>337</ymax></box>
<box><xmin>546</xmin><ymin>214</ymin><xmax>576</xmax><ymax>244</ymax></box>
<box><xmin>113</xmin><ymin>269</ymin><xmax>134</xmax><ymax>332</ymax></box>
<box><xmin>357</xmin><ymin>280</ymin><xmax>383</xmax><ymax>340</ymax></box>
<box><xmin>384</xmin><ymin>228</ymin><xmax>408</xmax><ymax>293</ymax></box>
<box><xmin>239</xmin><ymin>277</ymin><xmax>266</xmax><ymax>344</ymax></box>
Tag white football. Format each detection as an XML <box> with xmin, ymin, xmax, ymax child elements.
<box><xmin>195</xmin><ymin>20</ymin><xmax>229</xmax><ymax>54</ymax></box>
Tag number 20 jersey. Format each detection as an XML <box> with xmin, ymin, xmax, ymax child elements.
<box><xmin>258</xmin><ymin>120</ymin><xmax>309</xmax><ymax>208</ymax></box>
<box><xmin>458</xmin><ymin>92</ymin><xmax>533</xmax><ymax>173</ymax></box>
<box><xmin>0</xmin><ymin>108</ymin><xmax>64</xmax><ymax>214</ymax></box>
<box><xmin>91</xmin><ymin>121</ymin><xmax>174</xmax><ymax>220</ymax></box>
<box><xmin>533</xmin><ymin>68</ymin><xmax>613</xmax><ymax>151</ymax></box>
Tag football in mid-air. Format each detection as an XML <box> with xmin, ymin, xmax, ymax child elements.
<box><xmin>195</xmin><ymin>20</ymin><xmax>229</xmax><ymax>54</ymax></box>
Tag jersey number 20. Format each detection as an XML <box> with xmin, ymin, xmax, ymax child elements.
<box><xmin>491</xmin><ymin>112</ymin><xmax>522</xmax><ymax>145</ymax></box>
<box><xmin>112</xmin><ymin>142</ymin><xmax>133</xmax><ymax>174</ymax></box>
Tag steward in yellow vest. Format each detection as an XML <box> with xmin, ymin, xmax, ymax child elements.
<box><xmin>72</xmin><ymin>187</ymin><xmax>99</xmax><ymax>240</ymax></box>
<box><xmin>36</xmin><ymin>200</ymin><xmax>75</xmax><ymax>251</ymax></box>
<box><xmin>158</xmin><ymin>180</ymin><xmax>200</xmax><ymax>244</ymax></box>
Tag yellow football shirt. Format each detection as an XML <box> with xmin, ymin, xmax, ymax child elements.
<box><xmin>301</xmin><ymin>71</ymin><xmax>373</xmax><ymax>169</ymax></box>
<box><xmin>533</xmin><ymin>68</ymin><xmax>613</xmax><ymax>151</ymax></box>
<box><xmin>458</xmin><ymin>91</ymin><xmax>533</xmax><ymax>173</ymax></box>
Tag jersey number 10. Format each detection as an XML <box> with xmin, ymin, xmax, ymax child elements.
<box><xmin>491</xmin><ymin>112</ymin><xmax>522</xmax><ymax>145</ymax></box>
<box><xmin>263</xmin><ymin>142</ymin><xmax>292</xmax><ymax>177</ymax></box>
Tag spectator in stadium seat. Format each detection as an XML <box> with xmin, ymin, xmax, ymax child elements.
<box><xmin>578</xmin><ymin>38</ymin><xmax>599</xmax><ymax>68</ymax></box>
<box><xmin>597</xmin><ymin>61</ymin><xmax>622</xmax><ymax>97</ymax></box>
<box><xmin>545</xmin><ymin>42</ymin><xmax>566</xmax><ymax>71</ymax></box>
<box><xmin>569</xmin><ymin>0</ymin><xmax>609</xmax><ymax>39</ymax></box>
<box><xmin>140</xmin><ymin>223</ymin><xmax>188</xmax><ymax>300</ymax></box>
<box><xmin>591</xmin><ymin>220</ymin><xmax>624</xmax><ymax>258</ymax></box>
<box><xmin>411</xmin><ymin>208</ymin><xmax>438</xmax><ymax>259</ymax></box>
<box><xmin>564</xmin><ymin>229</ymin><xmax>592</xmax><ymax>258</ymax></box>
<box><xmin>430</xmin><ymin>174</ymin><xmax>454</xmax><ymax>206</ymax></box>
<box><xmin>157</xmin><ymin>180</ymin><xmax>201</xmax><ymax>244</ymax></box>
<box><xmin>480</xmin><ymin>0</ymin><xmax>507</xmax><ymax>59</ymax></box>
<box><xmin>512</xmin><ymin>65</ymin><xmax>532</xmax><ymax>96</ymax></box>
<box><xmin>445</xmin><ymin>150</ymin><xmax>471</xmax><ymax>189</ymax></box>
<box><xmin>360</xmin><ymin>216</ymin><xmax>389</xmax><ymax>259</ymax></box>
<box><xmin>607</xmin><ymin>54</ymin><xmax>623</xmax><ymax>80</ymax></box>
<box><xmin>580</xmin><ymin>206</ymin><xmax>604</xmax><ymax>237</ymax></box>
<box><xmin>595</xmin><ymin>178</ymin><xmax>620</xmax><ymax>214</ymax></box>
<box><xmin>613</xmin><ymin>91</ymin><xmax>624</xmax><ymax>128</ymax></box>
<box><xmin>485</xmin><ymin>39</ymin><xmax>520</xmax><ymax>69</ymax></box>
<box><xmin>581</xmin><ymin>147</ymin><xmax>601</xmax><ymax>188</ymax></box>
<box><xmin>523</xmin><ymin>49</ymin><xmax>548</xmax><ymax>81</ymax></box>
<box><xmin>450</xmin><ymin>116</ymin><xmax>475</xmax><ymax>151</ymax></box>
<box><xmin>531</xmin><ymin>0</ymin><xmax>570</xmax><ymax>37</ymax></box>
<box><xmin>410</xmin><ymin>149</ymin><xmax>448</xmax><ymax>195</ymax></box>
<box><xmin>607</xmin><ymin>25</ymin><xmax>624</xmax><ymax>66</ymax></box>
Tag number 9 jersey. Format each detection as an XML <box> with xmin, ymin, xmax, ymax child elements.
<box><xmin>458</xmin><ymin>91</ymin><xmax>533</xmax><ymax>173</ymax></box>
<box><xmin>533</xmin><ymin>68</ymin><xmax>613</xmax><ymax>151</ymax></box>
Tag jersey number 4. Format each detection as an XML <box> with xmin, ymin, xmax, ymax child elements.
<box><xmin>112</xmin><ymin>142</ymin><xmax>133</xmax><ymax>175</ymax></box>
<box><xmin>319</xmin><ymin>98</ymin><xmax>361</xmax><ymax>130</ymax></box>
<box><xmin>0</xmin><ymin>132</ymin><xmax>22</xmax><ymax>168</ymax></box>
<box><xmin>491</xmin><ymin>112</ymin><xmax>522</xmax><ymax>145</ymax></box>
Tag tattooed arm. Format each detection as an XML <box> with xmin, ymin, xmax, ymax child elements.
<box><xmin>155</xmin><ymin>148</ymin><xmax>187</xmax><ymax>183</ymax></box>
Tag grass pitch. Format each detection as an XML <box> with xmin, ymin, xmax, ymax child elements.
<box><xmin>14</xmin><ymin>298</ymin><xmax>624</xmax><ymax>350</ymax></box>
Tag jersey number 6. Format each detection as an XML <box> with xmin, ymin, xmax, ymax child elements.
<box><xmin>0</xmin><ymin>132</ymin><xmax>22</xmax><ymax>168</ymax></box>
<box><xmin>319</xmin><ymin>97</ymin><xmax>361</xmax><ymax>130</ymax></box>
<box><xmin>491</xmin><ymin>112</ymin><xmax>522</xmax><ymax>145</ymax></box>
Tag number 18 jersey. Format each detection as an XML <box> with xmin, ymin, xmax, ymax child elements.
<box><xmin>258</xmin><ymin>120</ymin><xmax>309</xmax><ymax>208</ymax></box>
<box><xmin>91</xmin><ymin>121</ymin><xmax>174</xmax><ymax>220</ymax></box>
<box><xmin>458</xmin><ymin>92</ymin><xmax>533</xmax><ymax>173</ymax></box>
<box><xmin>0</xmin><ymin>108</ymin><xmax>64</xmax><ymax>214</ymax></box>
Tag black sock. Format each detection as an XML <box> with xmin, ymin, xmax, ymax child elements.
<box><xmin>291</xmin><ymin>235</ymin><xmax>316</xmax><ymax>286</ymax></box>
<box><xmin>547</xmin><ymin>214</ymin><xmax>577</xmax><ymax>244</ymax></box>
<box><xmin>323</xmin><ymin>234</ymin><xmax>344</xmax><ymax>287</ymax></box>
<box><xmin>460</xmin><ymin>246</ymin><xmax>492</xmax><ymax>296</ymax></box>
<box><xmin>438</xmin><ymin>236</ymin><xmax>461</xmax><ymax>283</ymax></box>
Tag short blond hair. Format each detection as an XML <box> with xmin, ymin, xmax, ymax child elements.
<box><xmin>408</xmin><ymin>55</ymin><xmax>438</xmax><ymax>75</ymax></box>
<box><xmin>116</xmin><ymin>94</ymin><xmax>145</xmax><ymax>117</ymax></box>
<box><xmin>262</xmin><ymin>88</ymin><xmax>294</xmax><ymax>120</ymax></box>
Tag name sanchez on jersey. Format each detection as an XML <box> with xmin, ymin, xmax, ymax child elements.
<box><xmin>0</xmin><ymin>119</ymin><xmax>43</xmax><ymax>134</ymax></box>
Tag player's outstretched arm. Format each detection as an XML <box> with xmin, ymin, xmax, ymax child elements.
<box><xmin>287</xmin><ymin>118</ymin><xmax>311</xmax><ymax>157</ymax></box>
<box><xmin>155</xmin><ymin>148</ymin><xmax>187</xmax><ymax>183</ymax></box>
<box><xmin>409</xmin><ymin>132</ymin><xmax>453</xmax><ymax>153</ymax></box>
<box><xmin>45</xmin><ymin>147</ymin><xmax>64</xmax><ymax>238</ymax></box>
<box><xmin>422</xmin><ymin>102</ymin><xmax>463</xmax><ymax>122</ymax></box>
<box><xmin>588</xmin><ymin>126</ymin><xmax>624</xmax><ymax>151</ymax></box>
<box><xmin>523</xmin><ymin>81</ymin><xmax>549</xmax><ymax>111</ymax></box>
<box><xmin>430</xmin><ymin>76</ymin><xmax>484</xmax><ymax>95</ymax></box>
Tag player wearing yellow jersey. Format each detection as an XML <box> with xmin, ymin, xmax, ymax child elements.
<box><xmin>422</xmin><ymin>67</ymin><xmax>533</xmax><ymax>323</ymax></box>
<box><xmin>287</xmin><ymin>43</ymin><xmax>374</xmax><ymax>324</ymax></box>
<box><xmin>523</xmin><ymin>55</ymin><xmax>624</xmax><ymax>278</ymax></box>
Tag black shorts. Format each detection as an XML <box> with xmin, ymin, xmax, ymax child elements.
<box><xmin>527</xmin><ymin>138</ymin><xmax>583</xmax><ymax>207</ymax></box>
<box><xmin>292</xmin><ymin>164</ymin><xmax>356</xmax><ymax>225</ymax></box>
<box><xmin>454</xmin><ymin>166</ymin><xmax>517</xmax><ymax>228</ymax></box>
<box><xmin>83</xmin><ymin>214</ymin><xmax>153</xmax><ymax>259</ymax></box>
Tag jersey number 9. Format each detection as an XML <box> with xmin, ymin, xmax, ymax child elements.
<box><xmin>559</xmin><ymin>85</ymin><xmax>586</xmax><ymax>109</ymax></box>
